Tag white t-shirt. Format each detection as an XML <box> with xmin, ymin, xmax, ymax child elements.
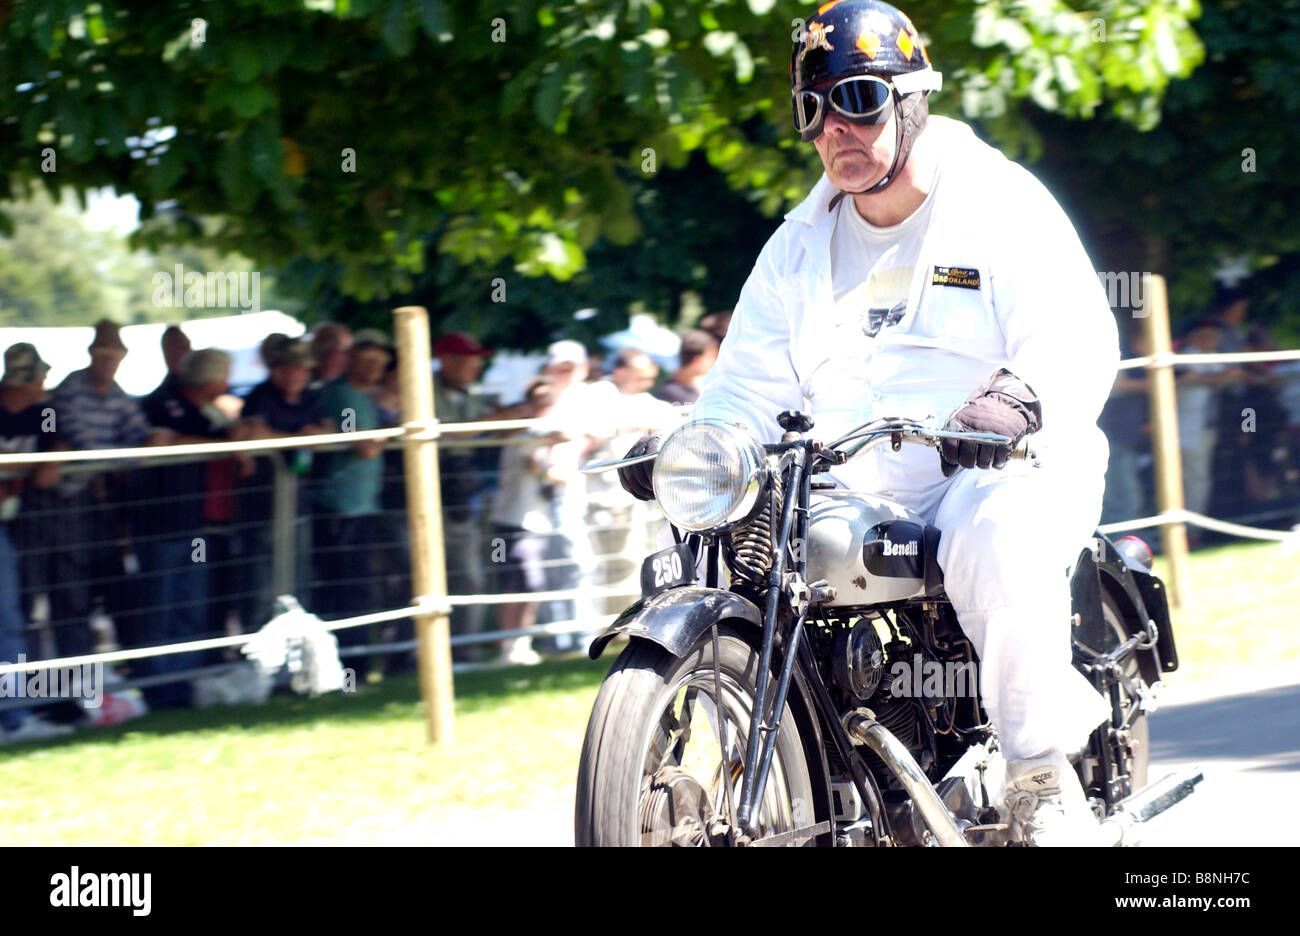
<box><xmin>829</xmin><ymin>165</ymin><xmax>940</xmax><ymax>338</ymax></box>
<box><xmin>490</xmin><ymin>432</ymin><xmax>558</xmax><ymax>533</ymax></box>
<box><xmin>1175</xmin><ymin>362</ymin><xmax>1224</xmax><ymax>447</ymax></box>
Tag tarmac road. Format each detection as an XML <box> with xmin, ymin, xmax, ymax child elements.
<box><xmin>422</xmin><ymin>667</ymin><xmax>1300</xmax><ymax>846</ymax></box>
<box><xmin>1130</xmin><ymin>667</ymin><xmax>1300</xmax><ymax>847</ymax></box>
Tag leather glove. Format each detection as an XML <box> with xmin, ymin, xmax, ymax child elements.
<box><xmin>617</xmin><ymin>434</ymin><xmax>660</xmax><ymax>501</ymax></box>
<box><xmin>938</xmin><ymin>368</ymin><xmax>1042</xmax><ymax>477</ymax></box>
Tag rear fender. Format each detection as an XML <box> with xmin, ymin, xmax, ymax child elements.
<box><xmin>1093</xmin><ymin>535</ymin><xmax>1178</xmax><ymax>679</ymax></box>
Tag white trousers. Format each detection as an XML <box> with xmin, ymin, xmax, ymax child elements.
<box><xmin>891</xmin><ymin>455</ymin><xmax>1111</xmax><ymax>760</ymax></box>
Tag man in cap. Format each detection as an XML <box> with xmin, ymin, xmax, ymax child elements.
<box><xmin>618</xmin><ymin>1</ymin><xmax>1124</xmax><ymax>844</ymax></box>
<box><xmin>587</xmin><ymin>350</ymin><xmax>679</xmax><ymax>618</ymax></box>
<box><xmin>143</xmin><ymin>324</ymin><xmax>193</xmax><ymax>411</ymax></box>
<box><xmin>237</xmin><ymin>338</ymin><xmax>334</xmax><ymax>630</ymax></box>
<box><xmin>0</xmin><ymin>343</ymin><xmax>72</xmax><ymax>741</ymax></box>
<box><xmin>310</xmin><ymin>329</ymin><xmax>396</xmax><ymax>675</ymax></box>
<box><xmin>430</xmin><ymin>332</ymin><xmax>536</xmax><ymax>661</ymax></box>
<box><xmin>134</xmin><ymin>348</ymin><xmax>248</xmax><ymax>707</ymax></box>
<box><xmin>308</xmin><ymin>322</ymin><xmax>353</xmax><ymax>391</ymax></box>
<box><xmin>536</xmin><ymin>339</ymin><xmax>631</xmax><ymax>648</ymax></box>
<box><xmin>654</xmin><ymin>329</ymin><xmax>720</xmax><ymax>406</ymax></box>
<box><xmin>32</xmin><ymin>321</ymin><xmax>163</xmax><ymax>676</ymax></box>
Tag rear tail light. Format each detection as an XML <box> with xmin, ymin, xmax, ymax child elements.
<box><xmin>1115</xmin><ymin>535</ymin><xmax>1154</xmax><ymax>571</ymax></box>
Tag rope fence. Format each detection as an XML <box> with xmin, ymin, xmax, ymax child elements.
<box><xmin>2</xmin><ymin>299</ymin><xmax>1297</xmax><ymax>733</ymax></box>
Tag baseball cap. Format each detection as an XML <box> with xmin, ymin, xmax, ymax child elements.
<box><xmin>2</xmin><ymin>343</ymin><xmax>50</xmax><ymax>386</ymax></box>
<box><xmin>433</xmin><ymin>333</ymin><xmax>491</xmax><ymax>357</ymax></box>
<box><xmin>88</xmin><ymin>318</ymin><xmax>128</xmax><ymax>353</ymax></box>
<box><xmin>352</xmin><ymin>329</ymin><xmax>392</xmax><ymax>353</ymax></box>
<box><xmin>546</xmin><ymin>339</ymin><xmax>588</xmax><ymax>368</ymax></box>
<box><xmin>269</xmin><ymin>338</ymin><xmax>315</xmax><ymax>369</ymax></box>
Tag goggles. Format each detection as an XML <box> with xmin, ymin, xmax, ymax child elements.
<box><xmin>792</xmin><ymin>69</ymin><xmax>942</xmax><ymax>142</ymax></box>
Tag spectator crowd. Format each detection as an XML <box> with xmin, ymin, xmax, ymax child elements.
<box><xmin>1099</xmin><ymin>284</ymin><xmax>1300</xmax><ymax>544</ymax></box>
<box><xmin>3</xmin><ymin>287</ymin><xmax>1297</xmax><ymax>742</ymax></box>
<box><xmin>0</xmin><ymin>314</ymin><xmax>723</xmax><ymax>739</ymax></box>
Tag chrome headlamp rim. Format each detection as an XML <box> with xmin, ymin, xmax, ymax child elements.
<box><xmin>652</xmin><ymin>418</ymin><xmax>770</xmax><ymax>533</ymax></box>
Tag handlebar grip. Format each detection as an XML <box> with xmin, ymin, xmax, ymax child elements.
<box><xmin>1008</xmin><ymin>437</ymin><xmax>1037</xmax><ymax>462</ymax></box>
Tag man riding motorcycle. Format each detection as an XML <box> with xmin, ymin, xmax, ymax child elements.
<box><xmin>619</xmin><ymin>0</ymin><xmax>1121</xmax><ymax>845</ymax></box>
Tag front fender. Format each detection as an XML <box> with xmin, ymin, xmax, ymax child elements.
<box><xmin>587</xmin><ymin>586</ymin><xmax>763</xmax><ymax>660</ymax></box>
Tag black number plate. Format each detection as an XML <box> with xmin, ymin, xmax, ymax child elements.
<box><xmin>640</xmin><ymin>543</ymin><xmax>696</xmax><ymax>598</ymax></box>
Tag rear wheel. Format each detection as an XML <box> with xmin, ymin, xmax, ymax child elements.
<box><xmin>575</xmin><ymin>626</ymin><xmax>817</xmax><ymax>846</ymax></box>
<box><xmin>1101</xmin><ymin>591</ymin><xmax>1150</xmax><ymax>791</ymax></box>
<box><xmin>1075</xmin><ymin>590</ymin><xmax>1150</xmax><ymax>799</ymax></box>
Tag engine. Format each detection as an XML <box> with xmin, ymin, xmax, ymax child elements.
<box><xmin>819</xmin><ymin>610</ymin><xmax>964</xmax><ymax>788</ymax></box>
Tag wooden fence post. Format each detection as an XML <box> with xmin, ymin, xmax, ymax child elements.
<box><xmin>393</xmin><ymin>305</ymin><xmax>455</xmax><ymax>743</ymax></box>
<box><xmin>1142</xmin><ymin>274</ymin><xmax>1188</xmax><ymax>608</ymax></box>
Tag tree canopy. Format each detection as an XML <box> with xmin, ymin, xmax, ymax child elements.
<box><xmin>1</xmin><ymin>0</ymin><xmax>1212</xmax><ymax>340</ymax></box>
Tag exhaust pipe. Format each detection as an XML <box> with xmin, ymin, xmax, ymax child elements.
<box><xmin>844</xmin><ymin>709</ymin><xmax>969</xmax><ymax>848</ymax></box>
<box><xmin>1102</xmin><ymin>767</ymin><xmax>1204</xmax><ymax>845</ymax></box>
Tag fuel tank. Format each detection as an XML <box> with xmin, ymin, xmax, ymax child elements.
<box><xmin>804</xmin><ymin>490</ymin><xmax>942</xmax><ymax>607</ymax></box>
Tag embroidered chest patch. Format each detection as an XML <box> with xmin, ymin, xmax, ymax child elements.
<box><xmin>932</xmin><ymin>266</ymin><xmax>981</xmax><ymax>290</ymax></box>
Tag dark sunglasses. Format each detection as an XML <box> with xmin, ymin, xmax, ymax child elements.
<box><xmin>793</xmin><ymin>70</ymin><xmax>942</xmax><ymax>142</ymax></box>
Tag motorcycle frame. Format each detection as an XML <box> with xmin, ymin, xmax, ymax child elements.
<box><xmin>728</xmin><ymin>430</ymin><xmax>893</xmax><ymax>843</ymax></box>
<box><xmin>587</xmin><ymin>416</ymin><xmax>1178</xmax><ymax>845</ymax></box>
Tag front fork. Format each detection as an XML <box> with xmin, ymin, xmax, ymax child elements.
<box><xmin>734</xmin><ymin>447</ymin><xmax>810</xmax><ymax>834</ymax></box>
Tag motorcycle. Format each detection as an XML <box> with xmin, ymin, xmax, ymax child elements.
<box><xmin>574</xmin><ymin>411</ymin><xmax>1201</xmax><ymax>846</ymax></box>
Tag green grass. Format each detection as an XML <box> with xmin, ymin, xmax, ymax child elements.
<box><xmin>1151</xmin><ymin>539</ymin><xmax>1300</xmax><ymax>677</ymax></box>
<box><xmin>0</xmin><ymin>659</ymin><xmax>607</xmax><ymax>845</ymax></box>
<box><xmin>1</xmin><ymin>539</ymin><xmax>1296</xmax><ymax>844</ymax></box>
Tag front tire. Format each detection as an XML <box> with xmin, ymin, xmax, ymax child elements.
<box><xmin>575</xmin><ymin>625</ymin><xmax>816</xmax><ymax>846</ymax></box>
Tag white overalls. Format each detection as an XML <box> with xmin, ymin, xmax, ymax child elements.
<box><xmin>693</xmin><ymin>116</ymin><xmax>1119</xmax><ymax>759</ymax></box>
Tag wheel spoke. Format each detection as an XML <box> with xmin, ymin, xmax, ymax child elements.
<box><xmin>628</xmin><ymin>650</ymin><xmax>808</xmax><ymax>846</ymax></box>
<box><xmin>670</xmin><ymin>687</ymin><xmax>698</xmax><ymax>765</ymax></box>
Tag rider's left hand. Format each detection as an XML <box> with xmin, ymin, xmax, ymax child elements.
<box><xmin>938</xmin><ymin>368</ymin><xmax>1042</xmax><ymax>476</ymax></box>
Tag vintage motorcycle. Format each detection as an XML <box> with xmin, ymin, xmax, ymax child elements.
<box><xmin>574</xmin><ymin>412</ymin><xmax>1201</xmax><ymax>846</ymax></box>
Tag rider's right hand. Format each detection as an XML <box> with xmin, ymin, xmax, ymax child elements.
<box><xmin>618</xmin><ymin>434</ymin><xmax>660</xmax><ymax>501</ymax></box>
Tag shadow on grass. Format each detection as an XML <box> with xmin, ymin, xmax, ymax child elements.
<box><xmin>0</xmin><ymin>654</ymin><xmax>612</xmax><ymax>755</ymax></box>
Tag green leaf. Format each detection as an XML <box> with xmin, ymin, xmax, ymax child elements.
<box><xmin>994</xmin><ymin>17</ymin><xmax>1033</xmax><ymax>54</ymax></box>
<box><xmin>703</xmin><ymin>31</ymin><xmax>735</xmax><ymax>57</ymax></box>
<box><xmin>1152</xmin><ymin>17</ymin><xmax>1183</xmax><ymax>76</ymax></box>
<box><xmin>98</xmin><ymin>107</ymin><xmax>127</xmax><ymax>157</ymax></box>
<box><xmin>732</xmin><ymin>40</ymin><xmax>754</xmax><ymax>83</ymax></box>
<box><xmin>150</xmin><ymin>150</ymin><xmax>186</xmax><ymax>197</ymax></box>
<box><xmin>416</xmin><ymin>0</ymin><xmax>451</xmax><ymax>40</ymax></box>
<box><xmin>534</xmin><ymin>66</ymin><xmax>564</xmax><ymax>128</ymax></box>
<box><xmin>230</xmin><ymin>83</ymin><xmax>274</xmax><ymax>119</ymax></box>
<box><xmin>229</xmin><ymin>42</ymin><xmax>261</xmax><ymax>82</ymax></box>
<box><xmin>381</xmin><ymin>0</ymin><xmax>413</xmax><ymax>55</ymax></box>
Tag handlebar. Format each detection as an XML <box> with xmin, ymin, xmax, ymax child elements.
<box><xmin>829</xmin><ymin>423</ymin><xmax>1037</xmax><ymax>468</ymax></box>
<box><xmin>579</xmin><ymin>418</ymin><xmax>1039</xmax><ymax>474</ymax></box>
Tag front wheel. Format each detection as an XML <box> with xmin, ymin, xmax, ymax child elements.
<box><xmin>575</xmin><ymin>625</ymin><xmax>817</xmax><ymax>846</ymax></box>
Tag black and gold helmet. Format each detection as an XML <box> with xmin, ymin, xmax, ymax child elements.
<box><xmin>791</xmin><ymin>1</ymin><xmax>942</xmax><ymax>196</ymax></box>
